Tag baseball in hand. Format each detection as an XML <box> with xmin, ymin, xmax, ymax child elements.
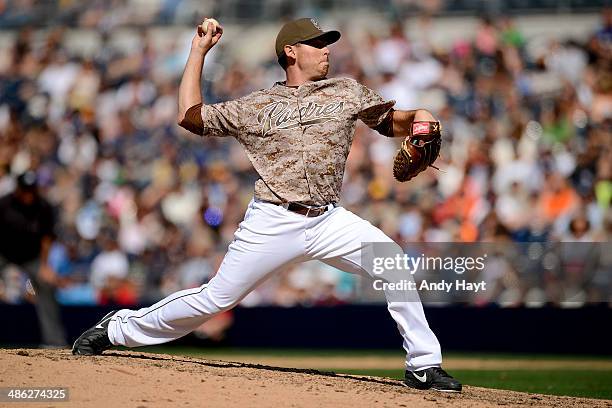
<box><xmin>198</xmin><ymin>18</ymin><xmax>220</xmax><ymax>36</ymax></box>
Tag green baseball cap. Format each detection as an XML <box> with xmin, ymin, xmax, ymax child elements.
<box><xmin>275</xmin><ymin>18</ymin><xmax>341</xmax><ymax>59</ymax></box>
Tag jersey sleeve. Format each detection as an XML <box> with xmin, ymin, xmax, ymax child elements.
<box><xmin>357</xmin><ymin>83</ymin><xmax>395</xmax><ymax>129</ymax></box>
<box><xmin>200</xmin><ymin>98</ymin><xmax>243</xmax><ymax>137</ymax></box>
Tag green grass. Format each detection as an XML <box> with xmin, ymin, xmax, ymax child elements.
<box><xmin>329</xmin><ymin>368</ymin><xmax>612</xmax><ymax>400</ymax></box>
<box><xmin>136</xmin><ymin>346</ymin><xmax>611</xmax><ymax>362</ymax></box>
<box><xmin>131</xmin><ymin>347</ymin><xmax>612</xmax><ymax>400</ymax></box>
<box><xmin>454</xmin><ymin>369</ymin><xmax>612</xmax><ymax>400</ymax></box>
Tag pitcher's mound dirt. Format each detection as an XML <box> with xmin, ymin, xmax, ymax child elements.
<box><xmin>0</xmin><ymin>349</ymin><xmax>609</xmax><ymax>408</ymax></box>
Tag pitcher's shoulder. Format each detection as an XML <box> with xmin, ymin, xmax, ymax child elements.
<box><xmin>235</xmin><ymin>88</ymin><xmax>281</xmax><ymax>106</ymax></box>
<box><xmin>325</xmin><ymin>77</ymin><xmax>359</xmax><ymax>87</ymax></box>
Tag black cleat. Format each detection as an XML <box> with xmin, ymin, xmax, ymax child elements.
<box><xmin>72</xmin><ymin>310</ymin><xmax>116</xmax><ymax>355</ymax></box>
<box><xmin>403</xmin><ymin>367</ymin><xmax>462</xmax><ymax>392</ymax></box>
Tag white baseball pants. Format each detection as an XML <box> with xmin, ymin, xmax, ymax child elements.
<box><xmin>107</xmin><ymin>199</ymin><xmax>442</xmax><ymax>370</ymax></box>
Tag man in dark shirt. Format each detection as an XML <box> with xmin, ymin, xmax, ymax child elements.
<box><xmin>0</xmin><ymin>171</ymin><xmax>67</xmax><ymax>347</ymax></box>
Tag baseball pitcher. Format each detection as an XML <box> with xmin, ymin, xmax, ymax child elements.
<box><xmin>73</xmin><ymin>18</ymin><xmax>460</xmax><ymax>392</ymax></box>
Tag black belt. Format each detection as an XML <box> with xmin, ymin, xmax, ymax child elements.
<box><xmin>280</xmin><ymin>201</ymin><xmax>337</xmax><ymax>217</ymax></box>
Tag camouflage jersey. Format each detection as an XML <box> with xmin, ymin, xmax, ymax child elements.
<box><xmin>199</xmin><ymin>77</ymin><xmax>395</xmax><ymax>205</ymax></box>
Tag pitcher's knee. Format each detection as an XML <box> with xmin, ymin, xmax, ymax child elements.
<box><xmin>206</xmin><ymin>293</ymin><xmax>239</xmax><ymax>314</ymax></box>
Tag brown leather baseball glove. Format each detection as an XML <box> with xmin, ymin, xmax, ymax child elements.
<box><xmin>392</xmin><ymin>121</ymin><xmax>442</xmax><ymax>182</ymax></box>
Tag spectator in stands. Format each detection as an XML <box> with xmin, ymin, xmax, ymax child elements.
<box><xmin>0</xmin><ymin>7</ymin><xmax>609</xmax><ymax>308</ymax></box>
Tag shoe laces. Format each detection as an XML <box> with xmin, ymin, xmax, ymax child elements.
<box><xmin>431</xmin><ymin>367</ymin><xmax>452</xmax><ymax>378</ymax></box>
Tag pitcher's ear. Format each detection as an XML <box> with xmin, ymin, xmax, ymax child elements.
<box><xmin>284</xmin><ymin>45</ymin><xmax>296</xmax><ymax>58</ymax></box>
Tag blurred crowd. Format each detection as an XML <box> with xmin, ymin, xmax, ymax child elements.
<box><xmin>0</xmin><ymin>6</ymin><xmax>610</xmax><ymax>309</ymax></box>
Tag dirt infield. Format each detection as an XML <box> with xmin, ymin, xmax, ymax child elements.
<box><xmin>1</xmin><ymin>349</ymin><xmax>610</xmax><ymax>408</ymax></box>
